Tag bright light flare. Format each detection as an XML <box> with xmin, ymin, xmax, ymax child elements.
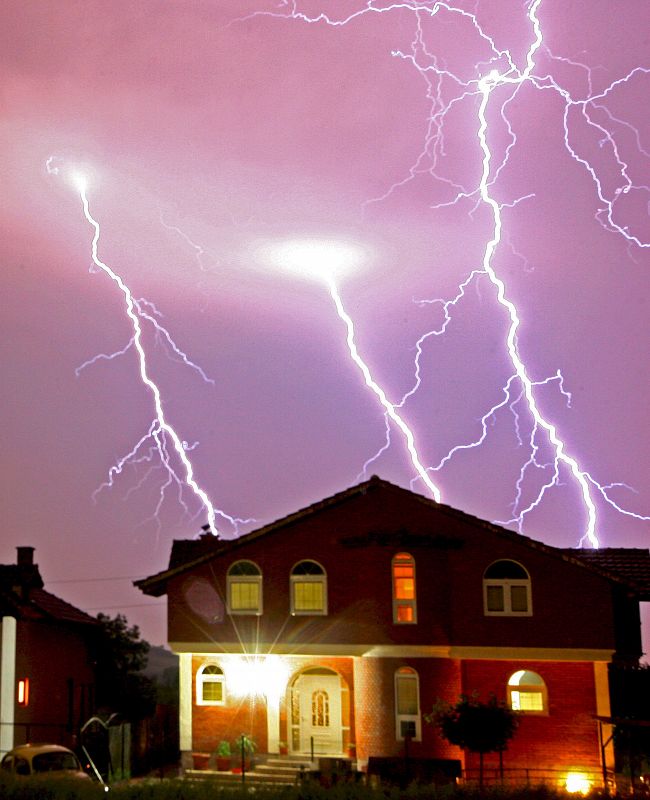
<box><xmin>565</xmin><ymin>773</ymin><xmax>592</xmax><ymax>794</ymax></box>
<box><xmin>223</xmin><ymin>655</ymin><xmax>289</xmax><ymax>701</ymax></box>
<box><xmin>257</xmin><ymin>236</ymin><xmax>441</xmax><ymax>502</ymax></box>
<box><xmin>71</xmin><ymin>171</ymin><xmax>88</xmax><ymax>193</ymax></box>
<box><xmin>256</xmin><ymin>237</ymin><xmax>368</xmax><ymax>283</ymax></box>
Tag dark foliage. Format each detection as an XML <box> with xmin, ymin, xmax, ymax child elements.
<box><xmin>609</xmin><ymin>662</ymin><xmax>650</xmax><ymax>782</ymax></box>
<box><xmin>426</xmin><ymin>694</ymin><xmax>519</xmax><ymax>755</ymax></box>
<box><xmin>94</xmin><ymin>613</ymin><xmax>156</xmax><ymax>721</ymax></box>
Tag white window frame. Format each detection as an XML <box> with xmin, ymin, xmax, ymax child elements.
<box><xmin>507</xmin><ymin>669</ymin><xmax>547</xmax><ymax>715</ymax></box>
<box><xmin>394</xmin><ymin>667</ymin><xmax>421</xmax><ymax>741</ymax></box>
<box><xmin>196</xmin><ymin>663</ymin><xmax>225</xmax><ymax>706</ymax></box>
<box><xmin>227</xmin><ymin>560</ymin><xmax>263</xmax><ymax>616</ymax></box>
<box><xmin>483</xmin><ymin>560</ymin><xmax>532</xmax><ymax>616</ymax></box>
<box><xmin>392</xmin><ymin>552</ymin><xmax>417</xmax><ymax>624</ymax></box>
<box><xmin>290</xmin><ymin>560</ymin><xmax>327</xmax><ymax>616</ymax></box>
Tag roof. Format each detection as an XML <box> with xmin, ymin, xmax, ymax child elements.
<box><xmin>27</xmin><ymin>588</ymin><xmax>97</xmax><ymax>625</ymax></box>
<box><xmin>0</xmin><ymin>561</ymin><xmax>97</xmax><ymax>626</ymax></box>
<box><xmin>565</xmin><ymin>548</ymin><xmax>650</xmax><ymax>600</ymax></box>
<box><xmin>136</xmin><ymin>475</ymin><xmax>647</xmax><ymax>598</ymax></box>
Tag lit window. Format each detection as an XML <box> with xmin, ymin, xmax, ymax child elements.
<box><xmin>17</xmin><ymin>678</ymin><xmax>29</xmax><ymax>706</ymax></box>
<box><xmin>290</xmin><ymin>560</ymin><xmax>327</xmax><ymax>615</ymax></box>
<box><xmin>483</xmin><ymin>560</ymin><xmax>531</xmax><ymax>616</ymax></box>
<box><xmin>395</xmin><ymin>667</ymin><xmax>421</xmax><ymax>740</ymax></box>
<box><xmin>197</xmin><ymin>663</ymin><xmax>225</xmax><ymax>706</ymax></box>
<box><xmin>508</xmin><ymin>670</ymin><xmax>547</xmax><ymax>714</ymax></box>
<box><xmin>392</xmin><ymin>553</ymin><xmax>417</xmax><ymax>624</ymax></box>
<box><xmin>227</xmin><ymin>560</ymin><xmax>262</xmax><ymax>615</ymax></box>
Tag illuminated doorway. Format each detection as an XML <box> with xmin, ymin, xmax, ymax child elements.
<box><xmin>291</xmin><ymin>668</ymin><xmax>344</xmax><ymax>754</ymax></box>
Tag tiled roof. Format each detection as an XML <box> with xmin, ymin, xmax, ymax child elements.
<box><xmin>136</xmin><ymin>475</ymin><xmax>650</xmax><ymax>599</ymax></box>
<box><xmin>0</xmin><ymin>563</ymin><xmax>97</xmax><ymax>625</ymax></box>
<box><xmin>564</xmin><ymin>548</ymin><xmax>650</xmax><ymax>599</ymax></box>
<box><xmin>169</xmin><ymin>534</ymin><xmax>222</xmax><ymax>568</ymax></box>
<box><xmin>28</xmin><ymin>588</ymin><xmax>98</xmax><ymax>625</ymax></box>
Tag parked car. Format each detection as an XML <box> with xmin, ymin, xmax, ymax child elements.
<box><xmin>0</xmin><ymin>743</ymin><xmax>91</xmax><ymax>780</ymax></box>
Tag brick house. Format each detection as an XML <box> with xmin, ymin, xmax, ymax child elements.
<box><xmin>136</xmin><ymin>477</ymin><xmax>649</xmax><ymax>784</ymax></box>
<box><xmin>0</xmin><ymin>547</ymin><xmax>97</xmax><ymax>755</ymax></box>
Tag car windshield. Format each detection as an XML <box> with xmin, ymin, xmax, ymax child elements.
<box><xmin>32</xmin><ymin>752</ymin><xmax>80</xmax><ymax>772</ymax></box>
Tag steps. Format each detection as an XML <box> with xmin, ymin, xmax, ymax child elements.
<box><xmin>185</xmin><ymin>754</ymin><xmax>316</xmax><ymax>788</ymax></box>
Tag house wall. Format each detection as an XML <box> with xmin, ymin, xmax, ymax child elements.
<box><xmin>354</xmin><ymin>656</ymin><xmax>463</xmax><ymax>763</ymax></box>
<box><xmin>13</xmin><ymin>619</ymin><xmax>95</xmax><ymax>746</ymax></box>
<box><xmin>190</xmin><ymin>654</ymin><xmax>355</xmax><ymax>755</ymax></box>
<box><xmin>462</xmin><ymin>660</ymin><xmax>602</xmax><ymax>775</ymax></box>
<box><xmin>167</xmin><ymin>488</ymin><xmax>618</xmax><ymax>655</ymax></box>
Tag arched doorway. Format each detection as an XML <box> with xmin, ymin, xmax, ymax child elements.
<box><xmin>290</xmin><ymin>667</ymin><xmax>346</xmax><ymax>755</ymax></box>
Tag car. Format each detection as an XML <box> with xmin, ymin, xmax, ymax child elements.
<box><xmin>0</xmin><ymin>743</ymin><xmax>91</xmax><ymax>780</ymax></box>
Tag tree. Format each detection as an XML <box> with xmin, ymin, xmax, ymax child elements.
<box><xmin>425</xmin><ymin>694</ymin><xmax>518</xmax><ymax>787</ymax></box>
<box><xmin>93</xmin><ymin>613</ymin><xmax>156</xmax><ymax>721</ymax></box>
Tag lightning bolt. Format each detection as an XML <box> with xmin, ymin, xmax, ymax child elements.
<box><xmin>70</xmin><ymin>172</ymin><xmax>224</xmax><ymax>535</ymax></box>
<box><xmin>325</xmin><ymin>274</ymin><xmax>442</xmax><ymax>503</ymax></box>
<box><xmin>235</xmin><ymin>0</ymin><xmax>650</xmax><ymax>547</ymax></box>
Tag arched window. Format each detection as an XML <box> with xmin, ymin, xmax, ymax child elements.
<box><xmin>483</xmin><ymin>560</ymin><xmax>531</xmax><ymax>616</ymax></box>
<box><xmin>508</xmin><ymin>670</ymin><xmax>547</xmax><ymax>713</ymax></box>
<box><xmin>196</xmin><ymin>663</ymin><xmax>225</xmax><ymax>706</ymax></box>
<box><xmin>392</xmin><ymin>553</ymin><xmax>417</xmax><ymax>623</ymax></box>
<box><xmin>394</xmin><ymin>667</ymin><xmax>421</xmax><ymax>740</ymax></box>
<box><xmin>227</xmin><ymin>560</ymin><xmax>262</xmax><ymax>615</ymax></box>
<box><xmin>290</xmin><ymin>560</ymin><xmax>327</xmax><ymax>615</ymax></box>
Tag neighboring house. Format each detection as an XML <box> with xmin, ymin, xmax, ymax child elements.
<box><xmin>136</xmin><ymin>476</ymin><xmax>650</xmax><ymax>785</ymax></box>
<box><xmin>0</xmin><ymin>547</ymin><xmax>97</xmax><ymax>756</ymax></box>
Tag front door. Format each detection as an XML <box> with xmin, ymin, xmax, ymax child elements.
<box><xmin>295</xmin><ymin>674</ymin><xmax>342</xmax><ymax>755</ymax></box>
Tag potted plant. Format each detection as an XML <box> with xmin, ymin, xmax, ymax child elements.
<box><xmin>215</xmin><ymin>740</ymin><xmax>232</xmax><ymax>771</ymax></box>
<box><xmin>192</xmin><ymin>752</ymin><xmax>210</xmax><ymax>770</ymax></box>
<box><xmin>234</xmin><ymin>733</ymin><xmax>256</xmax><ymax>771</ymax></box>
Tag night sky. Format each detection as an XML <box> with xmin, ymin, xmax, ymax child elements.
<box><xmin>2</xmin><ymin>1</ymin><xmax>648</xmax><ymax>650</ymax></box>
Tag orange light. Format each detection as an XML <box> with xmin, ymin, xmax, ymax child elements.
<box><xmin>565</xmin><ymin>773</ymin><xmax>591</xmax><ymax>794</ymax></box>
<box><xmin>17</xmin><ymin>678</ymin><xmax>29</xmax><ymax>706</ymax></box>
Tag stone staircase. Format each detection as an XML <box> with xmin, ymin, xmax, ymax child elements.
<box><xmin>185</xmin><ymin>754</ymin><xmax>316</xmax><ymax>788</ymax></box>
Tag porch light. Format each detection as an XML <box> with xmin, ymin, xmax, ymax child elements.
<box><xmin>565</xmin><ymin>772</ymin><xmax>591</xmax><ymax>794</ymax></box>
<box><xmin>224</xmin><ymin>655</ymin><xmax>289</xmax><ymax>701</ymax></box>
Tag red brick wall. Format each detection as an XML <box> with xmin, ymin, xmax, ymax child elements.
<box><xmin>462</xmin><ymin>660</ymin><xmax>601</xmax><ymax>774</ymax></box>
<box><xmin>191</xmin><ymin>654</ymin><xmax>355</xmax><ymax>754</ymax></box>
<box><xmin>353</xmin><ymin>657</ymin><xmax>463</xmax><ymax>762</ymax></box>
<box><xmin>167</xmin><ymin>484</ymin><xmax>618</xmax><ymax>654</ymax></box>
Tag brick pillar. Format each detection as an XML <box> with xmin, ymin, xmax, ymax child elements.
<box><xmin>353</xmin><ymin>657</ymin><xmax>395</xmax><ymax>766</ymax></box>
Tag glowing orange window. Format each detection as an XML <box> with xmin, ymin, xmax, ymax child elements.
<box><xmin>392</xmin><ymin>553</ymin><xmax>417</xmax><ymax>624</ymax></box>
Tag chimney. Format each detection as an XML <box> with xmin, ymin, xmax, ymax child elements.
<box><xmin>17</xmin><ymin>546</ymin><xmax>35</xmax><ymax>567</ymax></box>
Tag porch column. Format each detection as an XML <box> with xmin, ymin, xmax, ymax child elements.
<box><xmin>0</xmin><ymin>617</ymin><xmax>17</xmax><ymax>756</ymax></box>
<box><xmin>179</xmin><ymin>653</ymin><xmax>193</xmax><ymax>755</ymax></box>
<box><xmin>266</xmin><ymin>695</ymin><xmax>280</xmax><ymax>753</ymax></box>
<box><xmin>594</xmin><ymin>662</ymin><xmax>615</xmax><ymax>774</ymax></box>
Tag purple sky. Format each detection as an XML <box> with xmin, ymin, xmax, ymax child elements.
<box><xmin>2</xmin><ymin>1</ymin><xmax>648</xmax><ymax>650</ymax></box>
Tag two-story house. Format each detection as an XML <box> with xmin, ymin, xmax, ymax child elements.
<box><xmin>136</xmin><ymin>476</ymin><xmax>649</xmax><ymax>785</ymax></box>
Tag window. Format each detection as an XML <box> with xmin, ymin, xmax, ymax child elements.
<box><xmin>196</xmin><ymin>663</ymin><xmax>225</xmax><ymax>705</ymax></box>
<box><xmin>395</xmin><ymin>667</ymin><xmax>421</xmax><ymax>740</ymax></box>
<box><xmin>483</xmin><ymin>560</ymin><xmax>531</xmax><ymax>616</ymax></box>
<box><xmin>392</xmin><ymin>553</ymin><xmax>417</xmax><ymax>623</ymax></box>
<box><xmin>227</xmin><ymin>560</ymin><xmax>262</xmax><ymax>615</ymax></box>
<box><xmin>290</xmin><ymin>560</ymin><xmax>327</xmax><ymax>615</ymax></box>
<box><xmin>508</xmin><ymin>670</ymin><xmax>547</xmax><ymax>713</ymax></box>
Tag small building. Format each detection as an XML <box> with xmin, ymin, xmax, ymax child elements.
<box><xmin>0</xmin><ymin>547</ymin><xmax>97</xmax><ymax>755</ymax></box>
<box><xmin>136</xmin><ymin>476</ymin><xmax>649</xmax><ymax>787</ymax></box>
